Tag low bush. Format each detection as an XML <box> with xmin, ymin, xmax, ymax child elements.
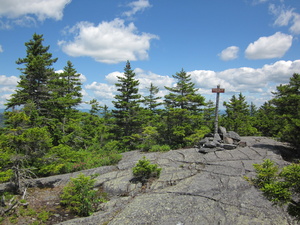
<box><xmin>249</xmin><ymin>159</ymin><xmax>300</xmax><ymax>221</ymax></box>
<box><xmin>149</xmin><ymin>144</ymin><xmax>170</xmax><ymax>152</ymax></box>
<box><xmin>132</xmin><ymin>156</ymin><xmax>162</xmax><ymax>184</ymax></box>
<box><xmin>60</xmin><ymin>173</ymin><xmax>106</xmax><ymax>217</ymax></box>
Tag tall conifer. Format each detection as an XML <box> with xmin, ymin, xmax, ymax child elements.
<box><xmin>6</xmin><ymin>33</ymin><xmax>57</xmax><ymax>114</ymax></box>
<box><xmin>112</xmin><ymin>61</ymin><xmax>141</xmax><ymax>140</ymax></box>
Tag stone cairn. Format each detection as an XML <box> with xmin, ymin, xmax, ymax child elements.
<box><xmin>197</xmin><ymin>126</ymin><xmax>246</xmax><ymax>153</ymax></box>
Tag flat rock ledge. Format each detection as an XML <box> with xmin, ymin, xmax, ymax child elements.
<box><xmin>1</xmin><ymin>137</ymin><xmax>297</xmax><ymax>225</ymax></box>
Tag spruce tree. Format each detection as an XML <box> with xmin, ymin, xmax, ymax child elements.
<box><xmin>47</xmin><ymin>60</ymin><xmax>82</xmax><ymax>121</ymax></box>
<box><xmin>271</xmin><ymin>73</ymin><xmax>300</xmax><ymax>151</ymax></box>
<box><xmin>112</xmin><ymin>61</ymin><xmax>141</xmax><ymax>145</ymax></box>
<box><xmin>143</xmin><ymin>83</ymin><xmax>162</xmax><ymax>112</ymax></box>
<box><xmin>222</xmin><ymin>93</ymin><xmax>257</xmax><ymax>135</ymax></box>
<box><xmin>6</xmin><ymin>33</ymin><xmax>57</xmax><ymax>114</ymax></box>
<box><xmin>163</xmin><ymin>69</ymin><xmax>206</xmax><ymax>148</ymax></box>
<box><xmin>164</xmin><ymin>69</ymin><xmax>205</xmax><ymax>111</ymax></box>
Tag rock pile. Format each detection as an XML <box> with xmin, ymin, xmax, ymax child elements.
<box><xmin>198</xmin><ymin>126</ymin><xmax>245</xmax><ymax>153</ymax></box>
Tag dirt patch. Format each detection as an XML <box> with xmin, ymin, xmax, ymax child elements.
<box><xmin>1</xmin><ymin>186</ymin><xmax>78</xmax><ymax>225</ymax></box>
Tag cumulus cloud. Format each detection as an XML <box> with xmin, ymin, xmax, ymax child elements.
<box><xmin>85</xmin><ymin>82</ymin><xmax>116</xmax><ymax>101</ymax></box>
<box><xmin>59</xmin><ymin>19</ymin><xmax>158</xmax><ymax>64</ymax></box>
<box><xmin>0</xmin><ymin>0</ymin><xmax>71</xmax><ymax>28</ymax></box>
<box><xmin>245</xmin><ymin>32</ymin><xmax>293</xmax><ymax>59</ymax></box>
<box><xmin>82</xmin><ymin>59</ymin><xmax>300</xmax><ymax>109</ymax></box>
<box><xmin>269</xmin><ymin>4</ymin><xmax>300</xmax><ymax>34</ymax></box>
<box><xmin>189</xmin><ymin>60</ymin><xmax>300</xmax><ymax>94</ymax></box>
<box><xmin>0</xmin><ymin>45</ymin><xmax>3</xmax><ymax>52</ymax></box>
<box><xmin>0</xmin><ymin>75</ymin><xmax>19</xmax><ymax>86</ymax></box>
<box><xmin>123</xmin><ymin>0</ymin><xmax>151</xmax><ymax>17</ymax></box>
<box><xmin>218</xmin><ymin>46</ymin><xmax>239</xmax><ymax>61</ymax></box>
<box><xmin>0</xmin><ymin>75</ymin><xmax>19</xmax><ymax>107</ymax></box>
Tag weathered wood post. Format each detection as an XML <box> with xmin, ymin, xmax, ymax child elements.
<box><xmin>212</xmin><ymin>85</ymin><xmax>225</xmax><ymax>134</ymax></box>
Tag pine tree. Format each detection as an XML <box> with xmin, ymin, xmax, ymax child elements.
<box><xmin>47</xmin><ymin>60</ymin><xmax>82</xmax><ymax>121</ymax></box>
<box><xmin>112</xmin><ymin>61</ymin><xmax>141</xmax><ymax>144</ymax></box>
<box><xmin>271</xmin><ymin>73</ymin><xmax>300</xmax><ymax>151</ymax></box>
<box><xmin>163</xmin><ymin>69</ymin><xmax>206</xmax><ymax>148</ymax></box>
<box><xmin>164</xmin><ymin>69</ymin><xmax>205</xmax><ymax>111</ymax></box>
<box><xmin>254</xmin><ymin>101</ymin><xmax>279</xmax><ymax>137</ymax></box>
<box><xmin>222</xmin><ymin>93</ymin><xmax>257</xmax><ymax>135</ymax></box>
<box><xmin>143</xmin><ymin>83</ymin><xmax>162</xmax><ymax>112</ymax></box>
<box><xmin>6</xmin><ymin>33</ymin><xmax>57</xmax><ymax>114</ymax></box>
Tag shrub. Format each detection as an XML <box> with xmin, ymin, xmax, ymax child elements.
<box><xmin>60</xmin><ymin>173</ymin><xmax>104</xmax><ymax>217</ymax></box>
<box><xmin>249</xmin><ymin>159</ymin><xmax>300</xmax><ymax>220</ymax></box>
<box><xmin>132</xmin><ymin>156</ymin><xmax>162</xmax><ymax>184</ymax></box>
<box><xmin>149</xmin><ymin>144</ymin><xmax>170</xmax><ymax>152</ymax></box>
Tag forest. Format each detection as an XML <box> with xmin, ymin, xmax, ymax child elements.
<box><xmin>0</xmin><ymin>33</ymin><xmax>299</xmax><ymax>194</ymax></box>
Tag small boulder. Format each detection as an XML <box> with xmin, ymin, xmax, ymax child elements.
<box><xmin>204</xmin><ymin>141</ymin><xmax>218</xmax><ymax>148</ymax></box>
<box><xmin>223</xmin><ymin>136</ymin><xmax>234</xmax><ymax>144</ymax></box>
<box><xmin>223</xmin><ymin>144</ymin><xmax>237</xmax><ymax>150</ymax></box>
<box><xmin>227</xmin><ymin>131</ymin><xmax>241</xmax><ymax>141</ymax></box>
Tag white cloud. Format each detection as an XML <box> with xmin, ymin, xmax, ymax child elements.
<box><xmin>105</xmin><ymin>71</ymin><xmax>124</xmax><ymax>85</ymax></box>
<box><xmin>290</xmin><ymin>13</ymin><xmax>300</xmax><ymax>34</ymax></box>
<box><xmin>0</xmin><ymin>75</ymin><xmax>19</xmax><ymax>86</ymax></box>
<box><xmin>0</xmin><ymin>0</ymin><xmax>71</xmax><ymax>20</ymax></box>
<box><xmin>134</xmin><ymin>68</ymin><xmax>174</xmax><ymax>91</ymax></box>
<box><xmin>59</xmin><ymin>19</ymin><xmax>159</xmax><ymax>64</ymax></box>
<box><xmin>218</xmin><ymin>46</ymin><xmax>239</xmax><ymax>61</ymax></box>
<box><xmin>190</xmin><ymin>60</ymin><xmax>300</xmax><ymax>94</ymax></box>
<box><xmin>269</xmin><ymin>4</ymin><xmax>300</xmax><ymax>34</ymax></box>
<box><xmin>123</xmin><ymin>0</ymin><xmax>152</xmax><ymax>17</ymax></box>
<box><xmin>0</xmin><ymin>0</ymin><xmax>71</xmax><ymax>28</ymax></box>
<box><xmin>0</xmin><ymin>45</ymin><xmax>3</xmax><ymax>52</ymax></box>
<box><xmin>0</xmin><ymin>75</ymin><xmax>20</xmax><ymax>107</ymax></box>
<box><xmin>245</xmin><ymin>32</ymin><xmax>292</xmax><ymax>59</ymax></box>
<box><xmin>83</xmin><ymin>59</ymin><xmax>300</xmax><ymax>108</ymax></box>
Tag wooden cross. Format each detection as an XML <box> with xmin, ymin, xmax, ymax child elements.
<box><xmin>212</xmin><ymin>85</ymin><xmax>225</xmax><ymax>134</ymax></box>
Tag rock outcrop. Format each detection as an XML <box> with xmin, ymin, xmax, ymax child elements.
<box><xmin>198</xmin><ymin>127</ymin><xmax>244</xmax><ymax>153</ymax></box>
<box><xmin>1</xmin><ymin>137</ymin><xmax>297</xmax><ymax>224</ymax></box>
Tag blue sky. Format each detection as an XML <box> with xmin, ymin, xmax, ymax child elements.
<box><xmin>0</xmin><ymin>0</ymin><xmax>300</xmax><ymax>109</ymax></box>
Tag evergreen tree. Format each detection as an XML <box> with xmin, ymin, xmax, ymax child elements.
<box><xmin>254</xmin><ymin>101</ymin><xmax>279</xmax><ymax>137</ymax></box>
<box><xmin>271</xmin><ymin>73</ymin><xmax>300</xmax><ymax>151</ymax></box>
<box><xmin>47</xmin><ymin>60</ymin><xmax>82</xmax><ymax>121</ymax></box>
<box><xmin>163</xmin><ymin>69</ymin><xmax>206</xmax><ymax>148</ymax></box>
<box><xmin>164</xmin><ymin>69</ymin><xmax>205</xmax><ymax>111</ymax></box>
<box><xmin>222</xmin><ymin>93</ymin><xmax>258</xmax><ymax>136</ymax></box>
<box><xmin>112</xmin><ymin>61</ymin><xmax>141</xmax><ymax>147</ymax></box>
<box><xmin>143</xmin><ymin>83</ymin><xmax>162</xmax><ymax>112</ymax></box>
<box><xmin>45</xmin><ymin>61</ymin><xmax>83</xmax><ymax>144</ymax></box>
<box><xmin>6</xmin><ymin>33</ymin><xmax>57</xmax><ymax>114</ymax></box>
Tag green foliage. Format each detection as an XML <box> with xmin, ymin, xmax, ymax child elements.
<box><xmin>252</xmin><ymin>159</ymin><xmax>279</xmax><ymax>187</ymax></box>
<box><xmin>132</xmin><ymin>156</ymin><xmax>162</xmax><ymax>184</ymax></box>
<box><xmin>112</xmin><ymin>61</ymin><xmax>141</xmax><ymax>141</ymax></box>
<box><xmin>0</xmin><ymin>168</ymin><xmax>13</xmax><ymax>183</ymax></box>
<box><xmin>222</xmin><ymin>93</ymin><xmax>258</xmax><ymax>136</ymax></box>
<box><xmin>142</xmin><ymin>83</ymin><xmax>163</xmax><ymax>112</ymax></box>
<box><xmin>250</xmin><ymin>159</ymin><xmax>300</xmax><ymax>220</ymax></box>
<box><xmin>164</xmin><ymin>69</ymin><xmax>205</xmax><ymax>111</ymax></box>
<box><xmin>271</xmin><ymin>73</ymin><xmax>300</xmax><ymax>151</ymax></box>
<box><xmin>149</xmin><ymin>144</ymin><xmax>171</xmax><ymax>152</ymax></box>
<box><xmin>38</xmin><ymin>144</ymin><xmax>122</xmax><ymax>176</ymax></box>
<box><xmin>6</xmin><ymin>33</ymin><xmax>57</xmax><ymax>114</ymax></box>
<box><xmin>60</xmin><ymin>173</ymin><xmax>104</xmax><ymax>217</ymax></box>
<box><xmin>184</xmin><ymin>126</ymin><xmax>211</xmax><ymax>146</ymax></box>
